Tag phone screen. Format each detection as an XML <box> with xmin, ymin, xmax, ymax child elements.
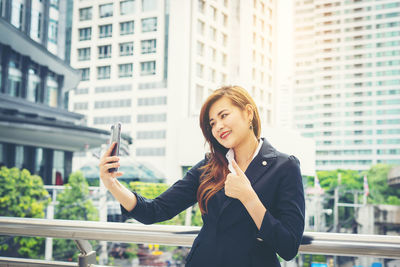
<box><xmin>108</xmin><ymin>122</ymin><xmax>121</xmax><ymax>173</ymax></box>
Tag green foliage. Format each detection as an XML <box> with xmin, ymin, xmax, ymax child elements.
<box><xmin>0</xmin><ymin>166</ymin><xmax>50</xmax><ymax>258</ymax></box>
<box><xmin>362</xmin><ymin>164</ymin><xmax>400</xmax><ymax>205</ymax></box>
<box><xmin>53</xmin><ymin>171</ymin><xmax>99</xmax><ymax>261</ymax></box>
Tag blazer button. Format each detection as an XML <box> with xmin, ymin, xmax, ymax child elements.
<box><xmin>257</xmin><ymin>237</ymin><xmax>263</xmax><ymax>242</ymax></box>
<box><xmin>262</xmin><ymin>161</ymin><xmax>267</xmax><ymax>166</ymax></box>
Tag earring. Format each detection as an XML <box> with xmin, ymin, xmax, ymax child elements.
<box><xmin>249</xmin><ymin>121</ymin><xmax>253</xmax><ymax>130</ymax></box>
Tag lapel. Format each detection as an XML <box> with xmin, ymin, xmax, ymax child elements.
<box><xmin>218</xmin><ymin>138</ymin><xmax>278</xmax><ymax>218</ymax></box>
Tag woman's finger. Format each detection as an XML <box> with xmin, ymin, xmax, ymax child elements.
<box><xmin>103</xmin><ymin>162</ymin><xmax>120</xmax><ymax>171</ymax></box>
<box><xmin>101</xmin><ymin>142</ymin><xmax>116</xmax><ymax>159</ymax></box>
<box><xmin>111</xmin><ymin>171</ymin><xmax>124</xmax><ymax>178</ymax></box>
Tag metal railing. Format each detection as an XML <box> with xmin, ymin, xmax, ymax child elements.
<box><xmin>1</xmin><ymin>217</ymin><xmax>400</xmax><ymax>266</ymax></box>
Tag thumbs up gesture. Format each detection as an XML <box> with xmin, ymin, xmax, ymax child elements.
<box><xmin>224</xmin><ymin>159</ymin><xmax>253</xmax><ymax>203</ymax></box>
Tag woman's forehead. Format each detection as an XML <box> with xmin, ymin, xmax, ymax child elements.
<box><xmin>209</xmin><ymin>97</ymin><xmax>233</xmax><ymax>112</ymax></box>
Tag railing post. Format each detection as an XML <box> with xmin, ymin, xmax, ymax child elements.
<box><xmin>74</xmin><ymin>239</ymin><xmax>96</xmax><ymax>267</ymax></box>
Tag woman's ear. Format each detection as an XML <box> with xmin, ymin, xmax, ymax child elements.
<box><xmin>245</xmin><ymin>104</ymin><xmax>254</xmax><ymax>121</ymax></box>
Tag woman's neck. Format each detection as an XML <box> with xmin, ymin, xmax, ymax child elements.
<box><xmin>233</xmin><ymin>135</ymin><xmax>259</xmax><ymax>167</ymax></box>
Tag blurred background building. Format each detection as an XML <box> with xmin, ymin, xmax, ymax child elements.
<box><xmin>69</xmin><ymin>0</ymin><xmax>293</xmax><ymax>182</ymax></box>
<box><xmin>293</xmin><ymin>0</ymin><xmax>400</xmax><ymax>171</ymax></box>
<box><xmin>0</xmin><ymin>0</ymin><xmax>111</xmax><ymax>185</ymax></box>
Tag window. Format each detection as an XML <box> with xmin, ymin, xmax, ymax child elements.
<box><xmin>119</xmin><ymin>63</ymin><xmax>133</xmax><ymax>77</ymax></box>
<box><xmin>137</xmin><ymin>113</ymin><xmax>166</xmax><ymax>123</ymax></box>
<box><xmin>80</xmin><ymin>68</ymin><xmax>90</xmax><ymax>81</ymax></box>
<box><xmin>78</xmin><ymin>47</ymin><xmax>90</xmax><ymax>61</ymax></box>
<box><xmin>120</xmin><ymin>42</ymin><xmax>134</xmax><ymax>56</ymax></box>
<box><xmin>95</xmin><ymin>99</ymin><xmax>131</xmax><ymax>109</ymax></box>
<box><xmin>210</xmin><ymin>26</ymin><xmax>216</xmax><ymax>41</ymax></box>
<box><xmin>50</xmin><ymin>0</ymin><xmax>59</xmax><ymax>9</ymax></box>
<box><xmin>98</xmin><ymin>45</ymin><xmax>112</xmax><ymax>59</ymax></box>
<box><xmin>142</xmin><ymin>0</ymin><xmax>157</xmax><ymax>12</ymax></box>
<box><xmin>79</xmin><ymin>27</ymin><xmax>91</xmax><ymax>41</ymax></box>
<box><xmin>137</xmin><ymin>96</ymin><xmax>167</xmax><ymax>106</ymax></box>
<box><xmin>120</xmin><ymin>21</ymin><xmax>134</xmax><ymax>35</ymax></box>
<box><xmin>142</xmin><ymin>17</ymin><xmax>157</xmax><ymax>32</ymax></box>
<box><xmin>79</xmin><ymin>7</ymin><xmax>92</xmax><ymax>21</ymax></box>
<box><xmin>136</xmin><ymin>130</ymin><xmax>166</xmax><ymax>140</ymax></box>
<box><xmin>99</xmin><ymin>24</ymin><xmax>112</xmax><ymax>38</ymax></box>
<box><xmin>196</xmin><ymin>63</ymin><xmax>204</xmax><ymax>78</ymax></box>
<box><xmin>120</xmin><ymin>0</ymin><xmax>135</xmax><ymax>15</ymax></box>
<box><xmin>197</xmin><ymin>20</ymin><xmax>205</xmax><ymax>35</ymax></box>
<box><xmin>140</xmin><ymin>61</ymin><xmax>156</xmax><ymax>75</ymax></box>
<box><xmin>97</xmin><ymin>66</ymin><xmax>111</xmax><ymax>79</ymax></box>
<box><xmin>141</xmin><ymin>39</ymin><xmax>156</xmax><ymax>54</ymax></box>
<box><xmin>198</xmin><ymin>0</ymin><xmax>205</xmax><ymax>13</ymax></box>
<box><xmin>75</xmin><ymin>88</ymin><xmax>89</xmax><ymax>95</ymax></box>
<box><xmin>197</xmin><ymin>41</ymin><xmax>204</xmax><ymax>56</ymax></box>
<box><xmin>136</xmin><ymin>147</ymin><xmax>165</xmax><ymax>156</ymax></box>
<box><xmin>210</xmin><ymin>6</ymin><xmax>217</xmax><ymax>21</ymax></box>
<box><xmin>48</xmin><ymin>19</ymin><xmax>58</xmax><ymax>44</ymax></box>
<box><xmin>74</xmin><ymin>102</ymin><xmax>88</xmax><ymax>110</ymax></box>
<box><xmin>196</xmin><ymin>85</ymin><xmax>204</xmax><ymax>109</ymax></box>
<box><xmin>99</xmin><ymin>3</ymin><xmax>113</xmax><ymax>18</ymax></box>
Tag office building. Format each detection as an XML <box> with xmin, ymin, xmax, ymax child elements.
<box><xmin>293</xmin><ymin>0</ymin><xmax>400</xmax><ymax>170</ymax></box>
<box><xmin>70</xmin><ymin>0</ymin><xmax>277</xmax><ymax>181</ymax></box>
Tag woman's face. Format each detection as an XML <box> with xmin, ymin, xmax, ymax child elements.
<box><xmin>208</xmin><ymin>96</ymin><xmax>253</xmax><ymax>149</ymax></box>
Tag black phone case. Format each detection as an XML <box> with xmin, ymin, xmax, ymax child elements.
<box><xmin>108</xmin><ymin>122</ymin><xmax>121</xmax><ymax>173</ymax></box>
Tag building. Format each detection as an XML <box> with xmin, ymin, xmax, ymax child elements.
<box><xmin>70</xmin><ymin>0</ymin><xmax>278</xmax><ymax>182</ymax></box>
<box><xmin>293</xmin><ymin>0</ymin><xmax>400</xmax><ymax>171</ymax></box>
<box><xmin>0</xmin><ymin>0</ymin><xmax>111</xmax><ymax>185</ymax></box>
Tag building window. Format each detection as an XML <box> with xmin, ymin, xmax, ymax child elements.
<box><xmin>196</xmin><ymin>63</ymin><xmax>204</xmax><ymax>78</ymax></box>
<box><xmin>79</xmin><ymin>7</ymin><xmax>92</xmax><ymax>21</ymax></box>
<box><xmin>120</xmin><ymin>42</ymin><xmax>134</xmax><ymax>56</ymax></box>
<box><xmin>119</xmin><ymin>63</ymin><xmax>133</xmax><ymax>77</ymax></box>
<box><xmin>197</xmin><ymin>41</ymin><xmax>204</xmax><ymax>56</ymax></box>
<box><xmin>137</xmin><ymin>96</ymin><xmax>167</xmax><ymax>106</ymax></box>
<box><xmin>50</xmin><ymin>0</ymin><xmax>59</xmax><ymax>9</ymax></box>
<box><xmin>48</xmin><ymin>19</ymin><xmax>58</xmax><ymax>44</ymax></box>
<box><xmin>142</xmin><ymin>0</ymin><xmax>157</xmax><ymax>12</ymax></box>
<box><xmin>142</xmin><ymin>17</ymin><xmax>157</xmax><ymax>32</ymax></box>
<box><xmin>120</xmin><ymin>0</ymin><xmax>135</xmax><ymax>15</ymax></box>
<box><xmin>198</xmin><ymin>0</ymin><xmax>205</xmax><ymax>13</ymax></box>
<box><xmin>137</xmin><ymin>113</ymin><xmax>166</xmax><ymax>123</ymax></box>
<box><xmin>99</xmin><ymin>24</ymin><xmax>112</xmax><ymax>38</ymax></box>
<box><xmin>196</xmin><ymin>85</ymin><xmax>204</xmax><ymax>109</ymax></box>
<box><xmin>120</xmin><ymin>21</ymin><xmax>134</xmax><ymax>35</ymax></box>
<box><xmin>136</xmin><ymin>147</ymin><xmax>165</xmax><ymax>156</ymax></box>
<box><xmin>141</xmin><ymin>39</ymin><xmax>156</xmax><ymax>54</ymax></box>
<box><xmin>97</xmin><ymin>66</ymin><xmax>111</xmax><ymax>80</ymax></box>
<box><xmin>78</xmin><ymin>48</ymin><xmax>91</xmax><ymax>61</ymax></box>
<box><xmin>95</xmin><ymin>99</ymin><xmax>131</xmax><ymax>109</ymax></box>
<box><xmin>197</xmin><ymin>20</ymin><xmax>205</xmax><ymax>35</ymax></box>
<box><xmin>79</xmin><ymin>27</ymin><xmax>91</xmax><ymax>41</ymax></box>
<box><xmin>210</xmin><ymin>26</ymin><xmax>216</xmax><ymax>41</ymax></box>
<box><xmin>11</xmin><ymin>2</ymin><xmax>24</xmax><ymax>29</ymax></box>
<box><xmin>80</xmin><ymin>68</ymin><xmax>90</xmax><ymax>81</ymax></box>
<box><xmin>94</xmin><ymin>115</ymin><xmax>131</xmax><ymax>125</ymax></box>
<box><xmin>136</xmin><ymin>130</ymin><xmax>166</xmax><ymax>140</ymax></box>
<box><xmin>74</xmin><ymin>102</ymin><xmax>88</xmax><ymax>110</ymax></box>
<box><xmin>140</xmin><ymin>61</ymin><xmax>156</xmax><ymax>76</ymax></box>
<box><xmin>75</xmin><ymin>88</ymin><xmax>89</xmax><ymax>95</ymax></box>
<box><xmin>98</xmin><ymin>45</ymin><xmax>112</xmax><ymax>59</ymax></box>
<box><xmin>99</xmin><ymin>3</ymin><xmax>113</xmax><ymax>18</ymax></box>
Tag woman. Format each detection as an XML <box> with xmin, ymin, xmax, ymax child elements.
<box><xmin>99</xmin><ymin>86</ymin><xmax>305</xmax><ymax>266</ymax></box>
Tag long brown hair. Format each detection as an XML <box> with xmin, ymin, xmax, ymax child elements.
<box><xmin>197</xmin><ymin>85</ymin><xmax>261</xmax><ymax>214</ymax></box>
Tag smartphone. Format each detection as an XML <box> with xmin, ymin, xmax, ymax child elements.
<box><xmin>108</xmin><ymin>122</ymin><xmax>121</xmax><ymax>173</ymax></box>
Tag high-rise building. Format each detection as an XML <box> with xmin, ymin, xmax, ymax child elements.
<box><xmin>70</xmin><ymin>0</ymin><xmax>277</xmax><ymax>181</ymax></box>
<box><xmin>293</xmin><ymin>0</ymin><xmax>400</xmax><ymax>171</ymax></box>
<box><xmin>0</xmin><ymin>0</ymin><xmax>110</xmax><ymax>185</ymax></box>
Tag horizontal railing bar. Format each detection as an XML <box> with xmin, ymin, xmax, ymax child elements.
<box><xmin>0</xmin><ymin>256</ymin><xmax>78</xmax><ymax>266</ymax></box>
<box><xmin>1</xmin><ymin>217</ymin><xmax>400</xmax><ymax>259</ymax></box>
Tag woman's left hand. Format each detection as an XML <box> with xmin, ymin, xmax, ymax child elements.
<box><xmin>224</xmin><ymin>159</ymin><xmax>254</xmax><ymax>203</ymax></box>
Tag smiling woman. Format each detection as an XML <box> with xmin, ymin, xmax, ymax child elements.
<box><xmin>99</xmin><ymin>85</ymin><xmax>305</xmax><ymax>267</ymax></box>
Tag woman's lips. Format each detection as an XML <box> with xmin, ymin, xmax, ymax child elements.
<box><xmin>220</xmin><ymin>131</ymin><xmax>231</xmax><ymax>139</ymax></box>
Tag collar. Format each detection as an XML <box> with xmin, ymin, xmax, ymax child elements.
<box><xmin>225</xmin><ymin>139</ymin><xmax>263</xmax><ymax>174</ymax></box>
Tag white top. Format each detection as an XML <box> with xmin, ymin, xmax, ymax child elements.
<box><xmin>225</xmin><ymin>139</ymin><xmax>263</xmax><ymax>175</ymax></box>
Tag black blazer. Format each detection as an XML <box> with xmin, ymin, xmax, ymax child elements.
<box><xmin>121</xmin><ymin>138</ymin><xmax>305</xmax><ymax>266</ymax></box>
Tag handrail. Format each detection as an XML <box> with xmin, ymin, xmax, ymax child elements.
<box><xmin>0</xmin><ymin>217</ymin><xmax>400</xmax><ymax>259</ymax></box>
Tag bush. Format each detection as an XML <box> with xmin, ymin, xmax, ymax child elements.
<box><xmin>0</xmin><ymin>167</ymin><xmax>50</xmax><ymax>258</ymax></box>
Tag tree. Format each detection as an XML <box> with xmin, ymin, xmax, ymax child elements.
<box><xmin>0</xmin><ymin>167</ymin><xmax>50</xmax><ymax>258</ymax></box>
<box><xmin>53</xmin><ymin>171</ymin><xmax>98</xmax><ymax>261</ymax></box>
<box><xmin>362</xmin><ymin>164</ymin><xmax>400</xmax><ymax>205</ymax></box>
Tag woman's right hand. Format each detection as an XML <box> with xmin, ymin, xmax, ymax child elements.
<box><xmin>99</xmin><ymin>142</ymin><xmax>123</xmax><ymax>190</ymax></box>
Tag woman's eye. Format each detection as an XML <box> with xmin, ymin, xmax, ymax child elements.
<box><xmin>210</xmin><ymin>123</ymin><xmax>215</xmax><ymax>128</ymax></box>
<box><xmin>221</xmin><ymin>113</ymin><xmax>228</xmax><ymax>119</ymax></box>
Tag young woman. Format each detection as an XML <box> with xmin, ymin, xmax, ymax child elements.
<box><xmin>99</xmin><ymin>86</ymin><xmax>305</xmax><ymax>266</ymax></box>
